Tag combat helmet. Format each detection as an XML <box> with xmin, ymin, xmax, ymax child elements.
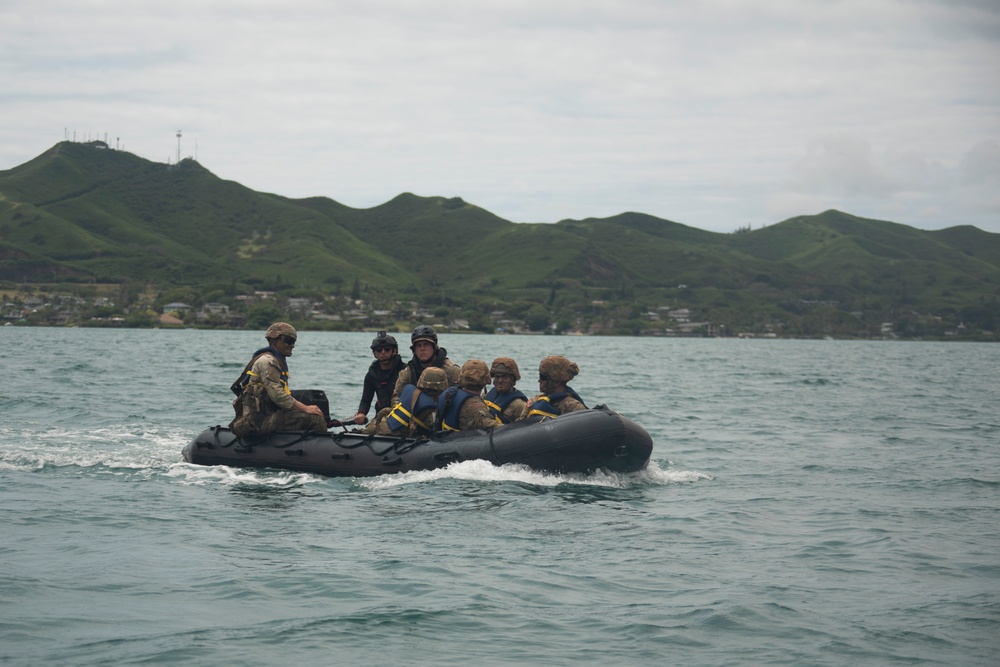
<box><xmin>411</xmin><ymin>324</ymin><xmax>438</xmax><ymax>349</ymax></box>
<box><xmin>489</xmin><ymin>357</ymin><xmax>520</xmax><ymax>381</ymax></box>
<box><xmin>265</xmin><ymin>321</ymin><xmax>297</xmax><ymax>341</ymax></box>
<box><xmin>538</xmin><ymin>355</ymin><xmax>579</xmax><ymax>383</ymax></box>
<box><xmin>459</xmin><ymin>359</ymin><xmax>490</xmax><ymax>390</ymax></box>
<box><xmin>417</xmin><ymin>367</ymin><xmax>449</xmax><ymax>392</ymax></box>
<box><xmin>370</xmin><ymin>330</ymin><xmax>398</xmax><ymax>350</ymax></box>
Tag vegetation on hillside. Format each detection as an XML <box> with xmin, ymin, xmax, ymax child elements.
<box><xmin>1</xmin><ymin>141</ymin><xmax>998</xmax><ymax>340</ymax></box>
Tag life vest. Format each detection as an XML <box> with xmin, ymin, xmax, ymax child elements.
<box><xmin>526</xmin><ymin>386</ymin><xmax>586</xmax><ymax>419</ymax></box>
<box><xmin>484</xmin><ymin>387</ymin><xmax>528</xmax><ymax>424</ymax></box>
<box><xmin>231</xmin><ymin>346</ymin><xmax>289</xmax><ymax>397</ymax></box>
<box><xmin>436</xmin><ymin>386</ymin><xmax>480</xmax><ymax>432</ymax></box>
<box><xmin>385</xmin><ymin>384</ymin><xmax>437</xmax><ymax>435</ymax></box>
<box><xmin>228</xmin><ymin>346</ymin><xmax>290</xmax><ymax>436</ymax></box>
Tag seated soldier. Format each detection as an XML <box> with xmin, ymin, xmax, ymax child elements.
<box><xmin>518</xmin><ymin>355</ymin><xmax>588</xmax><ymax>420</ymax></box>
<box><xmin>437</xmin><ymin>359</ymin><xmax>502</xmax><ymax>432</ymax></box>
<box><xmin>229</xmin><ymin>322</ymin><xmax>327</xmax><ymax>436</ymax></box>
<box><xmin>352</xmin><ymin>331</ymin><xmax>406</xmax><ymax>425</ymax></box>
<box><xmin>365</xmin><ymin>367</ymin><xmax>449</xmax><ymax>438</ymax></box>
<box><xmin>483</xmin><ymin>357</ymin><xmax>528</xmax><ymax>424</ymax></box>
<box><xmin>391</xmin><ymin>325</ymin><xmax>461</xmax><ymax>404</ymax></box>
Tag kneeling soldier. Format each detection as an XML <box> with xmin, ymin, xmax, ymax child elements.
<box><xmin>437</xmin><ymin>359</ymin><xmax>503</xmax><ymax>432</ymax></box>
<box><xmin>366</xmin><ymin>367</ymin><xmax>449</xmax><ymax>437</ymax></box>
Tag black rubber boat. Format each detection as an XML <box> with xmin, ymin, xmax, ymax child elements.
<box><xmin>182</xmin><ymin>405</ymin><xmax>653</xmax><ymax>478</ymax></box>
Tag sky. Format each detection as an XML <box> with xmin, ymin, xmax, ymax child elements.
<box><xmin>2</xmin><ymin>0</ymin><xmax>999</xmax><ymax>234</ymax></box>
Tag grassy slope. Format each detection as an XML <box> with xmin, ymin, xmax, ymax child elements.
<box><xmin>0</xmin><ymin>143</ymin><xmax>418</xmax><ymax>287</ymax></box>
<box><xmin>1</xmin><ymin>144</ymin><xmax>998</xmax><ymax>319</ymax></box>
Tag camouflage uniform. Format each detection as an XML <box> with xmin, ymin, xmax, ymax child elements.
<box><xmin>229</xmin><ymin>323</ymin><xmax>327</xmax><ymax>436</ymax></box>
<box><xmin>521</xmin><ymin>391</ymin><xmax>586</xmax><ymax>418</ymax></box>
<box><xmin>391</xmin><ymin>324</ymin><xmax>461</xmax><ymax>404</ymax></box>
<box><xmin>485</xmin><ymin>357</ymin><xmax>528</xmax><ymax>424</ymax></box>
<box><xmin>366</xmin><ymin>367</ymin><xmax>449</xmax><ymax>437</ymax></box>
<box><xmin>392</xmin><ymin>355</ymin><xmax>460</xmax><ymax>404</ymax></box>
<box><xmin>454</xmin><ymin>394</ymin><xmax>501</xmax><ymax>431</ymax></box>
<box><xmin>365</xmin><ymin>403</ymin><xmax>437</xmax><ymax>437</ymax></box>
<box><xmin>438</xmin><ymin>360</ymin><xmax>502</xmax><ymax>432</ymax></box>
<box><xmin>517</xmin><ymin>355</ymin><xmax>588</xmax><ymax>420</ymax></box>
<box><xmin>492</xmin><ymin>395</ymin><xmax>527</xmax><ymax>424</ymax></box>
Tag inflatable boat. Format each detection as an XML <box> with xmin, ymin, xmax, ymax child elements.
<box><xmin>182</xmin><ymin>405</ymin><xmax>652</xmax><ymax>478</ymax></box>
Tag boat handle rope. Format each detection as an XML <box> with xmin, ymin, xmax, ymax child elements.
<box><xmin>210</xmin><ymin>426</ymin><xmax>431</xmax><ymax>458</ymax></box>
<box><xmin>331</xmin><ymin>431</ymin><xmax>428</xmax><ymax>457</ymax></box>
<box><xmin>226</xmin><ymin>429</ymin><xmax>326</xmax><ymax>453</ymax></box>
<box><xmin>198</xmin><ymin>425</ymin><xmax>236</xmax><ymax>449</ymax></box>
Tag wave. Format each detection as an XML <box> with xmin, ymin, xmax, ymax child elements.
<box><xmin>157</xmin><ymin>457</ymin><xmax>712</xmax><ymax>493</ymax></box>
<box><xmin>357</xmin><ymin>458</ymin><xmax>711</xmax><ymax>491</ymax></box>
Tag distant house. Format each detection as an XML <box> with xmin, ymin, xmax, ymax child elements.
<box><xmin>287</xmin><ymin>298</ymin><xmax>312</xmax><ymax>311</ymax></box>
<box><xmin>201</xmin><ymin>302</ymin><xmax>229</xmax><ymax>315</ymax></box>
<box><xmin>668</xmin><ymin>308</ymin><xmax>691</xmax><ymax>323</ymax></box>
<box><xmin>162</xmin><ymin>302</ymin><xmax>191</xmax><ymax>314</ymax></box>
<box><xmin>197</xmin><ymin>303</ymin><xmax>229</xmax><ymax>320</ymax></box>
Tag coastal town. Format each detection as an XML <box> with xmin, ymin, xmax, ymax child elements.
<box><xmin>3</xmin><ymin>283</ymin><xmax>986</xmax><ymax>340</ymax></box>
<box><xmin>1</xmin><ymin>285</ymin><xmax>712</xmax><ymax>336</ymax></box>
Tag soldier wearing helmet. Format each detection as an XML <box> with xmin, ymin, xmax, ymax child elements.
<box><xmin>366</xmin><ymin>367</ymin><xmax>449</xmax><ymax>437</ymax></box>
<box><xmin>391</xmin><ymin>324</ymin><xmax>460</xmax><ymax>404</ymax></box>
<box><xmin>352</xmin><ymin>331</ymin><xmax>406</xmax><ymax>425</ymax></box>
<box><xmin>436</xmin><ymin>360</ymin><xmax>502</xmax><ymax>432</ymax></box>
<box><xmin>228</xmin><ymin>322</ymin><xmax>327</xmax><ymax>436</ymax></box>
<box><xmin>518</xmin><ymin>355</ymin><xmax>587</xmax><ymax>420</ymax></box>
<box><xmin>483</xmin><ymin>357</ymin><xmax>528</xmax><ymax>424</ymax></box>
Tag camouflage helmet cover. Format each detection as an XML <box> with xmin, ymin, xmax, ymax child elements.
<box><xmin>265</xmin><ymin>321</ymin><xmax>297</xmax><ymax>340</ymax></box>
<box><xmin>417</xmin><ymin>366</ymin><xmax>449</xmax><ymax>392</ymax></box>
<box><xmin>538</xmin><ymin>355</ymin><xmax>579</xmax><ymax>383</ymax></box>
<box><xmin>489</xmin><ymin>357</ymin><xmax>521</xmax><ymax>381</ymax></box>
<box><xmin>459</xmin><ymin>359</ymin><xmax>490</xmax><ymax>389</ymax></box>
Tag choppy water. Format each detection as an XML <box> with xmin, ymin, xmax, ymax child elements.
<box><xmin>1</xmin><ymin>328</ymin><xmax>998</xmax><ymax>666</ymax></box>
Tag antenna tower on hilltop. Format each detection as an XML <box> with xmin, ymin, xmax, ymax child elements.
<box><xmin>176</xmin><ymin>130</ymin><xmax>182</xmax><ymax>164</ymax></box>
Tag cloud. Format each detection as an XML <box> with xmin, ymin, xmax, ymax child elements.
<box><xmin>789</xmin><ymin>134</ymin><xmax>899</xmax><ymax>197</ymax></box>
<box><xmin>773</xmin><ymin>134</ymin><xmax>1000</xmax><ymax>227</ymax></box>
<box><xmin>1</xmin><ymin>0</ymin><xmax>999</xmax><ymax>233</ymax></box>
<box><xmin>959</xmin><ymin>139</ymin><xmax>1000</xmax><ymax>185</ymax></box>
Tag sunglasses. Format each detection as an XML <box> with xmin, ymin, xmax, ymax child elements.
<box><xmin>538</xmin><ymin>373</ymin><xmax>551</xmax><ymax>382</ymax></box>
<box><xmin>281</xmin><ymin>335</ymin><xmax>296</xmax><ymax>347</ymax></box>
<box><xmin>373</xmin><ymin>345</ymin><xmax>395</xmax><ymax>353</ymax></box>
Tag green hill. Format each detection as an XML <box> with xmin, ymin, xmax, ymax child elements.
<box><xmin>1</xmin><ymin>141</ymin><xmax>998</xmax><ymax>338</ymax></box>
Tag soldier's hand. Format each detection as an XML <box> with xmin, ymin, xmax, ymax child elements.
<box><xmin>301</xmin><ymin>403</ymin><xmax>324</xmax><ymax>417</ymax></box>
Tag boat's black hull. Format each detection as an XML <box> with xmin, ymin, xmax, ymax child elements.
<box><xmin>182</xmin><ymin>406</ymin><xmax>652</xmax><ymax>478</ymax></box>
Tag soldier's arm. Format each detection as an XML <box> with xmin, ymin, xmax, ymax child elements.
<box><xmin>255</xmin><ymin>357</ymin><xmax>295</xmax><ymax>410</ymax></box>
<box><xmin>391</xmin><ymin>368</ymin><xmax>411</xmax><ymax>405</ymax></box>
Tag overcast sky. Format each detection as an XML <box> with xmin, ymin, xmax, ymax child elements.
<box><xmin>2</xmin><ymin>0</ymin><xmax>998</xmax><ymax>233</ymax></box>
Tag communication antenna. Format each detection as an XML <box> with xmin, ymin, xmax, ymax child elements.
<box><xmin>176</xmin><ymin>130</ymin><xmax>182</xmax><ymax>164</ymax></box>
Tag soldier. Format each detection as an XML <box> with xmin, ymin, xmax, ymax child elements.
<box><xmin>366</xmin><ymin>367</ymin><xmax>449</xmax><ymax>437</ymax></box>
<box><xmin>391</xmin><ymin>324</ymin><xmax>461</xmax><ymax>404</ymax></box>
<box><xmin>352</xmin><ymin>331</ymin><xmax>406</xmax><ymax>425</ymax></box>
<box><xmin>518</xmin><ymin>355</ymin><xmax>588</xmax><ymax>420</ymax></box>
<box><xmin>483</xmin><ymin>357</ymin><xmax>528</xmax><ymax>424</ymax></box>
<box><xmin>437</xmin><ymin>359</ymin><xmax>502</xmax><ymax>432</ymax></box>
<box><xmin>229</xmin><ymin>322</ymin><xmax>327</xmax><ymax>436</ymax></box>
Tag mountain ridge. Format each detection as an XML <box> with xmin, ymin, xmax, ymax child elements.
<box><xmin>1</xmin><ymin>141</ymin><xmax>997</xmax><ymax>338</ymax></box>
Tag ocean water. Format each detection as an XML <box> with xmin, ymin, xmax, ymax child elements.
<box><xmin>1</xmin><ymin>328</ymin><xmax>998</xmax><ymax>666</ymax></box>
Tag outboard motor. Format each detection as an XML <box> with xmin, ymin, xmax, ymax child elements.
<box><xmin>290</xmin><ymin>389</ymin><xmax>331</xmax><ymax>422</ymax></box>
